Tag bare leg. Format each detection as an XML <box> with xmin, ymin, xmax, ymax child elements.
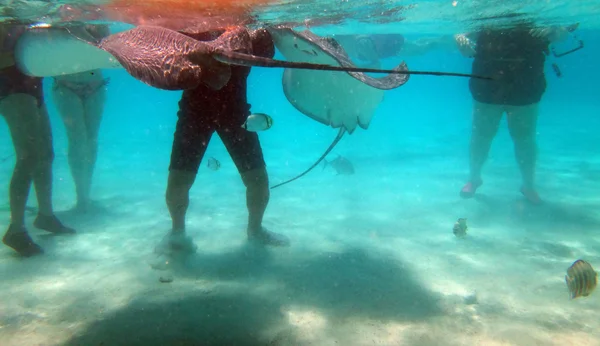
<box><xmin>468</xmin><ymin>101</ymin><xmax>504</xmax><ymax>183</ymax></box>
<box><xmin>1</xmin><ymin>94</ymin><xmax>74</xmax><ymax>256</ymax></box>
<box><xmin>53</xmin><ymin>77</ymin><xmax>105</xmax><ymax>210</ymax></box>
<box><xmin>241</xmin><ymin>167</ymin><xmax>270</xmax><ymax>233</ymax></box>
<box><xmin>506</xmin><ymin>103</ymin><xmax>541</xmax><ymax>203</ymax></box>
<box><xmin>27</xmin><ymin>105</ymin><xmax>75</xmax><ymax>233</ymax></box>
<box><xmin>81</xmin><ymin>78</ymin><xmax>106</xmax><ymax>208</ymax></box>
<box><xmin>1</xmin><ymin>94</ymin><xmax>41</xmax><ymax>228</ymax></box>
<box><xmin>241</xmin><ymin>167</ymin><xmax>289</xmax><ymax>246</ymax></box>
<box><xmin>156</xmin><ymin>169</ymin><xmax>198</xmax><ymax>254</ymax></box>
<box><xmin>30</xmin><ymin>105</ymin><xmax>55</xmax><ymax>217</ymax></box>
<box><xmin>165</xmin><ymin>169</ymin><xmax>196</xmax><ymax>233</ymax></box>
<box><xmin>460</xmin><ymin>100</ymin><xmax>504</xmax><ymax>198</ymax></box>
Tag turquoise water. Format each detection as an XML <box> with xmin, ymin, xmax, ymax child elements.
<box><xmin>1</xmin><ymin>2</ymin><xmax>600</xmax><ymax>345</ymax></box>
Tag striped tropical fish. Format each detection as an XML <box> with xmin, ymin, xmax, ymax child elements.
<box><xmin>565</xmin><ymin>259</ymin><xmax>597</xmax><ymax>299</ymax></box>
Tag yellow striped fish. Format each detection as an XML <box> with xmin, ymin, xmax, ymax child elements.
<box><xmin>241</xmin><ymin>113</ymin><xmax>273</xmax><ymax>132</ymax></box>
<box><xmin>565</xmin><ymin>259</ymin><xmax>597</xmax><ymax>299</ymax></box>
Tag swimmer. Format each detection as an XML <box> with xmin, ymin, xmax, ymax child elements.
<box><xmin>333</xmin><ymin>33</ymin><xmax>457</xmax><ymax>67</ymax></box>
<box><xmin>0</xmin><ymin>24</ymin><xmax>75</xmax><ymax>257</ymax></box>
<box><xmin>456</xmin><ymin>23</ymin><xmax>570</xmax><ymax>204</ymax></box>
<box><xmin>51</xmin><ymin>24</ymin><xmax>111</xmax><ymax>212</ymax></box>
<box><xmin>162</xmin><ymin>27</ymin><xmax>290</xmax><ymax>252</ymax></box>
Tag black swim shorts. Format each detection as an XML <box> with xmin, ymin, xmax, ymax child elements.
<box><xmin>0</xmin><ymin>65</ymin><xmax>44</xmax><ymax>107</ymax></box>
<box><xmin>169</xmin><ymin>96</ymin><xmax>266</xmax><ymax>174</ymax></box>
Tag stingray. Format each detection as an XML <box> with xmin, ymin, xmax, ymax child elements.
<box><xmin>68</xmin><ymin>24</ymin><xmax>490</xmax><ymax>187</ymax></box>
<box><xmin>267</xmin><ymin>27</ymin><xmax>407</xmax><ymax>189</ymax></box>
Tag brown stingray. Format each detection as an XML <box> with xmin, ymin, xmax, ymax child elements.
<box><xmin>97</xmin><ymin>26</ymin><xmax>245</xmax><ymax>90</ymax></box>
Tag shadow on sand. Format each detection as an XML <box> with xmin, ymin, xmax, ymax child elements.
<box><xmin>63</xmin><ymin>246</ymin><xmax>442</xmax><ymax>345</ymax></box>
<box><xmin>473</xmin><ymin>193</ymin><xmax>600</xmax><ymax>230</ymax></box>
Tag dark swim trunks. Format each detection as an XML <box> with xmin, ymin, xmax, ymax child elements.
<box><xmin>169</xmin><ymin>29</ymin><xmax>274</xmax><ymax>174</ymax></box>
<box><xmin>169</xmin><ymin>95</ymin><xmax>265</xmax><ymax>174</ymax></box>
<box><xmin>0</xmin><ymin>65</ymin><xmax>43</xmax><ymax>107</ymax></box>
<box><xmin>0</xmin><ymin>25</ymin><xmax>44</xmax><ymax>107</ymax></box>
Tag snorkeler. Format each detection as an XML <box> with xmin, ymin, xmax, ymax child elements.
<box><xmin>52</xmin><ymin>24</ymin><xmax>111</xmax><ymax>213</ymax></box>
<box><xmin>162</xmin><ymin>27</ymin><xmax>289</xmax><ymax>252</ymax></box>
<box><xmin>333</xmin><ymin>33</ymin><xmax>457</xmax><ymax>67</ymax></box>
<box><xmin>0</xmin><ymin>24</ymin><xmax>75</xmax><ymax>257</ymax></box>
<box><xmin>456</xmin><ymin>24</ymin><xmax>570</xmax><ymax>204</ymax></box>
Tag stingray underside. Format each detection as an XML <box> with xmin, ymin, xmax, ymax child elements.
<box><xmin>269</xmin><ymin>27</ymin><xmax>408</xmax><ymax>134</ymax></box>
<box><xmin>268</xmin><ymin>28</ymin><xmax>409</xmax><ymax>189</ymax></box>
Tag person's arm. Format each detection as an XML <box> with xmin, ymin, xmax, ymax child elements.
<box><xmin>399</xmin><ymin>35</ymin><xmax>458</xmax><ymax>56</ymax></box>
<box><xmin>454</xmin><ymin>32</ymin><xmax>476</xmax><ymax>58</ymax></box>
<box><xmin>530</xmin><ymin>26</ymin><xmax>570</xmax><ymax>43</ymax></box>
<box><xmin>249</xmin><ymin>28</ymin><xmax>275</xmax><ymax>58</ymax></box>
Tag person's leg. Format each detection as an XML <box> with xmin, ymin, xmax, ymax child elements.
<box><xmin>506</xmin><ymin>103</ymin><xmax>541</xmax><ymax>204</ymax></box>
<box><xmin>1</xmin><ymin>93</ymin><xmax>73</xmax><ymax>256</ymax></box>
<box><xmin>218</xmin><ymin>122</ymin><xmax>289</xmax><ymax>246</ymax></box>
<box><xmin>241</xmin><ymin>167</ymin><xmax>270</xmax><ymax>232</ymax></box>
<box><xmin>81</xmin><ymin>78</ymin><xmax>107</xmax><ymax>209</ymax></box>
<box><xmin>460</xmin><ymin>100</ymin><xmax>505</xmax><ymax>198</ymax></box>
<box><xmin>166</xmin><ymin>170</ymin><xmax>197</xmax><ymax>233</ymax></box>
<box><xmin>165</xmin><ymin>102</ymin><xmax>212</xmax><ymax>233</ymax></box>
<box><xmin>52</xmin><ymin>80</ymin><xmax>97</xmax><ymax>210</ymax></box>
<box><xmin>1</xmin><ymin>94</ymin><xmax>44</xmax><ymax>256</ymax></box>
<box><xmin>30</xmin><ymin>104</ymin><xmax>75</xmax><ymax>233</ymax></box>
<box><xmin>158</xmin><ymin>104</ymin><xmax>212</xmax><ymax>254</ymax></box>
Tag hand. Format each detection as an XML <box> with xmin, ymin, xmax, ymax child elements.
<box><xmin>454</xmin><ymin>34</ymin><xmax>476</xmax><ymax>57</ymax></box>
<box><xmin>530</xmin><ymin>26</ymin><xmax>569</xmax><ymax>42</ymax></box>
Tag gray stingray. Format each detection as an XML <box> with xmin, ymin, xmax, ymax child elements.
<box><xmin>68</xmin><ymin>25</ymin><xmax>490</xmax><ymax>189</ymax></box>
<box><xmin>268</xmin><ymin>27</ymin><xmax>406</xmax><ymax>189</ymax></box>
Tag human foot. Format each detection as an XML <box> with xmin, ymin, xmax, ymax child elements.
<box><xmin>248</xmin><ymin>227</ymin><xmax>290</xmax><ymax>247</ymax></box>
<box><xmin>2</xmin><ymin>225</ymin><xmax>44</xmax><ymax>257</ymax></box>
<box><xmin>520</xmin><ymin>187</ymin><xmax>542</xmax><ymax>205</ymax></box>
<box><xmin>34</xmin><ymin>214</ymin><xmax>76</xmax><ymax>234</ymax></box>
<box><xmin>154</xmin><ymin>231</ymin><xmax>198</xmax><ymax>255</ymax></box>
<box><xmin>460</xmin><ymin>179</ymin><xmax>482</xmax><ymax>198</ymax></box>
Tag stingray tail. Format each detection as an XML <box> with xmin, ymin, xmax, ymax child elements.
<box><xmin>271</xmin><ymin>128</ymin><xmax>346</xmax><ymax>189</ymax></box>
<box><xmin>214</xmin><ymin>51</ymin><xmax>492</xmax><ymax>80</ymax></box>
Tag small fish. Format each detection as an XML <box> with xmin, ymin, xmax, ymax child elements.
<box><xmin>241</xmin><ymin>113</ymin><xmax>273</xmax><ymax>132</ymax></box>
<box><xmin>207</xmin><ymin>157</ymin><xmax>220</xmax><ymax>171</ymax></box>
<box><xmin>323</xmin><ymin>155</ymin><xmax>354</xmax><ymax>175</ymax></box>
<box><xmin>453</xmin><ymin>218</ymin><xmax>468</xmax><ymax>237</ymax></box>
<box><xmin>565</xmin><ymin>259</ymin><xmax>597</xmax><ymax>299</ymax></box>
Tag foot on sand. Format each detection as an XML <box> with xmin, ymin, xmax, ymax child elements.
<box><xmin>154</xmin><ymin>231</ymin><xmax>198</xmax><ymax>255</ymax></box>
<box><xmin>2</xmin><ymin>225</ymin><xmax>44</xmax><ymax>257</ymax></box>
<box><xmin>34</xmin><ymin>214</ymin><xmax>76</xmax><ymax>234</ymax></box>
<box><xmin>521</xmin><ymin>186</ymin><xmax>542</xmax><ymax>205</ymax></box>
<box><xmin>460</xmin><ymin>179</ymin><xmax>483</xmax><ymax>199</ymax></box>
<box><xmin>248</xmin><ymin>227</ymin><xmax>290</xmax><ymax>247</ymax></box>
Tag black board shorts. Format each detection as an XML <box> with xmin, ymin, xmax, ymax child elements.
<box><xmin>0</xmin><ymin>65</ymin><xmax>43</xmax><ymax>108</ymax></box>
<box><xmin>169</xmin><ymin>96</ymin><xmax>266</xmax><ymax>174</ymax></box>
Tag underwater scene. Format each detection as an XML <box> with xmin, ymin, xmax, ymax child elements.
<box><xmin>1</xmin><ymin>0</ymin><xmax>600</xmax><ymax>345</ymax></box>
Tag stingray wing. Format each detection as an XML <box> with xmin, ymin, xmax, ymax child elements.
<box><xmin>267</xmin><ymin>27</ymin><xmax>402</xmax><ymax>133</ymax></box>
<box><xmin>97</xmin><ymin>26</ymin><xmax>231</xmax><ymax>90</ymax></box>
<box><xmin>271</xmin><ymin>27</ymin><xmax>410</xmax><ymax>90</ymax></box>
